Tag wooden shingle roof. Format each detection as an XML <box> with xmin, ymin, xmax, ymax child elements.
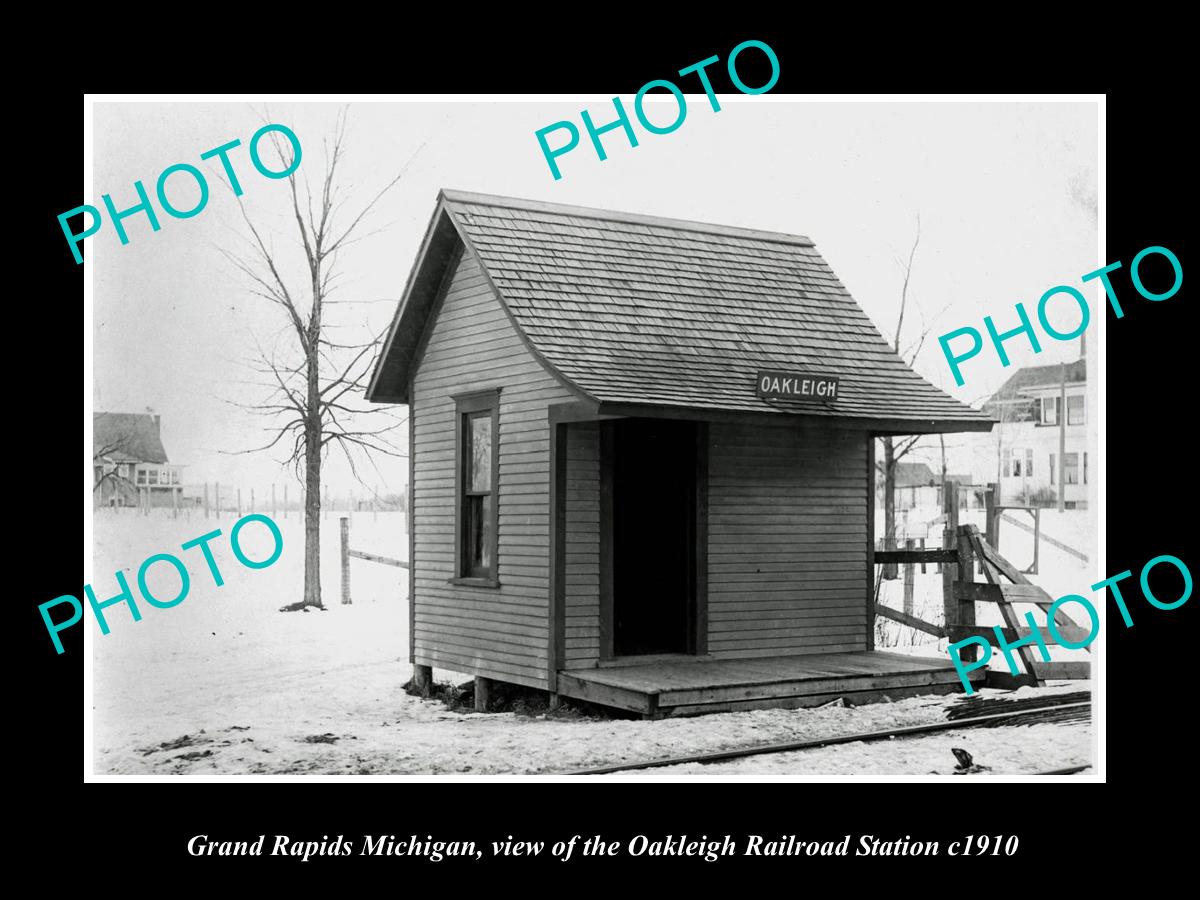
<box><xmin>368</xmin><ymin>191</ymin><xmax>993</xmax><ymax>433</ymax></box>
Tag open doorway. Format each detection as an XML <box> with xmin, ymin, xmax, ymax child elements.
<box><xmin>604</xmin><ymin>417</ymin><xmax>702</xmax><ymax>658</ymax></box>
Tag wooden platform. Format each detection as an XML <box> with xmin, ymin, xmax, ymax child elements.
<box><xmin>557</xmin><ymin>651</ymin><xmax>983</xmax><ymax>718</ymax></box>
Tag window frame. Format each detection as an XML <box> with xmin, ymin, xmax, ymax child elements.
<box><xmin>451</xmin><ymin>388</ymin><xmax>501</xmax><ymax>588</ymax></box>
<box><xmin>1063</xmin><ymin>452</ymin><xmax>1080</xmax><ymax>485</ymax></box>
<box><xmin>1067</xmin><ymin>394</ymin><xmax>1086</xmax><ymax>426</ymax></box>
<box><xmin>1042</xmin><ymin>396</ymin><xmax>1059</xmax><ymax>425</ymax></box>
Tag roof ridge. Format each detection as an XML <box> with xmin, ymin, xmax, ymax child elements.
<box><xmin>1008</xmin><ymin>358</ymin><xmax>1086</xmax><ymax>372</ymax></box>
<box><xmin>439</xmin><ymin>189</ymin><xmax>815</xmax><ymax>248</ymax></box>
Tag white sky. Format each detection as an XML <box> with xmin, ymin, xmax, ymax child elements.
<box><xmin>91</xmin><ymin>99</ymin><xmax>1098</xmax><ymax>496</ymax></box>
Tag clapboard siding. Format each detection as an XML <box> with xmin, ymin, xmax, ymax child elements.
<box><xmin>707</xmin><ymin>421</ymin><xmax>869</xmax><ymax>658</ymax></box>
<box><xmin>563</xmin><ymin>422</ymin><xmax>601</xmax><ymax>666</ymax></box>
<box><xmin>411</xmin><ymin>247</ymin><xmax>575</xmax><ymax>689</ymax></box>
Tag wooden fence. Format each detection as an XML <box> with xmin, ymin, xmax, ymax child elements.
<box><xmin>339</xmin><ymin>516</ymin><xmax>409</xmax><ymax>605</ymax></box>
<box><xmin>873</xmin><ymin>479</ymin><xmax>1090</xmax><ymax>688</ymax></box>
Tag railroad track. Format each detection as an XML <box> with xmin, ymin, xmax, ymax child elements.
<box><xmin>562</xmin><ymin>695</ymin><xmax>1092</xmax><ymax>776</ymax></box>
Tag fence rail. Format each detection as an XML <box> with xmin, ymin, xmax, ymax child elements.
<box><xmin>873</xmin><ymin>479</ymin><xmax>1090</xmax><ymax>686</ymax></box>
<box><xmin>340</xmin><ymin>516</ymin><xmax>409</xmax><ymax>605</ymax></box>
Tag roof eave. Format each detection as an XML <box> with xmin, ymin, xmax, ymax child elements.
<box><xmin>593</xmin><ymin>401</ymin><xmax>995</xmax><ymax>434</ymax></box>
<box><xmin>365</xmin><ymin>194</ymin><xmax>459</xmax><ymax>404</ymax></box>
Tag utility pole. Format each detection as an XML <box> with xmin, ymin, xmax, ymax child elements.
<box><xmin>1057</xmin><ymin>362</ymin><xmax>1067</xmax><ymax>512</ymax></box>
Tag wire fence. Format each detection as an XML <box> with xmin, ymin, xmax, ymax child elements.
<box><xmin>93</xmin><ymin>481</ymin><xmax>405</xmax><ymax>522</ymax></box>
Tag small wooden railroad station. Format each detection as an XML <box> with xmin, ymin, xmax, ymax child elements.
<box><xmin>367</xmin><ymin>190</ymin><xmax>1006</xmax><ymax>718</ymax></box>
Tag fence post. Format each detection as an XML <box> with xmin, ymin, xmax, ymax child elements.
<box><xmin>204</xmin><ymin>482</ymin><xmax>210</xmax><ymax>519</ymax></box>
<box><xmin>919</xmin><ymin>536</ymin><xmax>926</xmax><ymax>574</ymax></box>
<box><xmin>215</xmin><ymin>482</ymin><xmax>221</xmax><ymax>520</ymax></box>
<box><xmin>1030</xmin><ymin>508</ymin><xmax>1041</xmax><ymax>575</ymax></box>
<box><xmin>172</xmin><ymin>486</ymin><xmax>178</xmax><ymax>519</ymax></box>
<box><xmin>340</xmin><ymin>517</ymin><xmax>352</xmax><ymax>606</ymax></box>
<box><xmin>942</xmin><ymin>480</ymin><xmax>970</xmax><ymax>656</ymax></box>
<box><xmin>983</xmin><ymin>482</ymin><xmax>998</xmax><ymax>575</ymax></box>
<box><xmin>237</xmin><ymin>488</ymin><xmax>243</xmax><ymax>519</ymax></box>
<box><xmin>903</xmin><ymin>538</ymin><xmax>915</xmax><ymax>616</ymax></box>
<box><xmin>956</xmin><ymin>525</ymin><xmax>977</xmax><ymax>661</ymax></box>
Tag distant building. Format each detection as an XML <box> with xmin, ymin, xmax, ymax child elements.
<box><xmin>93</xmin><ymin>412</ymin><xmax>184</xmax><ymax>507</ymax></box>
<box><xmin>982</xmin><ymin>358</ymin><xmax>1088</xmax><ymax>507</ymax></box>
<box><xmin>886</xmin><ymin>461</ymin><xmax>939</xmax><ymax>511</ymax></box>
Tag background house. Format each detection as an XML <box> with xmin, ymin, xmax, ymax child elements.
<box><xmin>982</xmin><ymin>358</ymin><xmax>1088</xmax><ymax>507</ymax></box>
<box><xmin>93</xmin><ymin>412</ymin><xmax>184</xmax><ymax>507</ymax></box>
<box><xmin>886</xmin><ymin>462</ymin><xmax>939</xmax><ymax>511</ymax></box>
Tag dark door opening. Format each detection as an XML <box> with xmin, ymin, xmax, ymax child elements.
<box><xmin>611</xmin><ymin>418</ymin><xmax>697</xmax><ymax>657</ymax></box>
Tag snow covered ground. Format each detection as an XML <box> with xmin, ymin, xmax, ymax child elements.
<box><xmin>90</xmin><ymin>508</ymin><xmax>1093</xmax><ymax>777</ymax></box>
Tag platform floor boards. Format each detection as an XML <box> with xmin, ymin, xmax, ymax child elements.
<box><xmin>558</xmin><ymin>651</ymin><xmax>980</xmax><ymax>718</ymax></box>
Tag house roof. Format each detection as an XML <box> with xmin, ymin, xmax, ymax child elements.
<box><xmin>93</xmin><ymin>412</ymin><xmax>168</xmax><ymax>464</ymax></box>
<box><xmin>892</xmin><ymin>461</ymin><xmax>938</xmax><ymax>488</ymax></box>
<box><xmin>368</xmin><ymin>191</ymin><xmax>994</xmax><ymax>433</ymax></box>
<box><xmin>985</xmin><ymin>358</ymin><xmax>1086</xmax><ymax>408</ymax></box>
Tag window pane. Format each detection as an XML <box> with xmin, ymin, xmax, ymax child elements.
<box><xmin>1043</xmin><ymin>398</ymin><xmax>1058</xmax><ymax>424</ymax></box>
<box><xmin>466</xmin><ymin>495</ymin><xmax>483</xmax><ymax>571</ymax></box>
<box><xmin>464</xmin><ymin>494</ymin><xmax>493</xmax><ymax>576</ymax></box>
<box><xmin>1064</xmin><ymin>452</ymin><xmax>1080</xmax><ymax>484</ymax></box>
<box><xmin>148</xmin><ymin>470</ymin><xmax>158</xmax><ymax>485</ymax></box>
<box><xmin>469</xmin><ymin>415</ymin><xmax>492</xmax><ymax>493</ymax></box>
<box><xmin>480</xmin><ymin>493</ymin><xmax>493</xmax><ymax>571</ymax></box>
<box><xmin>1067</xmin><ymin>395</ymin><xmax>1085</xmax><ymax>425</ymax></box>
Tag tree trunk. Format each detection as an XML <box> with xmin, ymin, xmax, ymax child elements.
<box><xmin>302</xmin><ymin>344</ymin><xmax>323</xmax><ymax>608</ymax></box>
<box><xmin>303</xmin><ymin>423</ymin><xmax>323</xmax><ymax>607</ymax></box>
<box><xmin>882</xmin><ymin>436</ymin><xmax>897</xmax><ymax>579</ymax></box>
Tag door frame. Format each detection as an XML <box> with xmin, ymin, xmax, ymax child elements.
<box><xmin>598</xmin><ymin>417</ymin><xmax>708</xmax><ymax>661</ymax></box>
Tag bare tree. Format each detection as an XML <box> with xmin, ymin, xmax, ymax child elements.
<box><xmin>879</xmin><ymin>216</ymin><xmax>921</xmax><ymax>579</ymax></box>
<box><xmin>220</xmin><ymin>109</ymin><xmax>415</xmax><ymax>611</ymax></box>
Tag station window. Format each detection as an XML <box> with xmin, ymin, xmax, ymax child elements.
<box><xmin>454</xmin><ymin>389</ymin><xmax>500</xmax><ymax>584</ymax></box>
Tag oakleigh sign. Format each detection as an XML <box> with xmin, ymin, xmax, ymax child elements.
<box><xmin>755</xmin><ymin>370</ymin><xmax>840</xmax><ymax>402</ymax></box>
